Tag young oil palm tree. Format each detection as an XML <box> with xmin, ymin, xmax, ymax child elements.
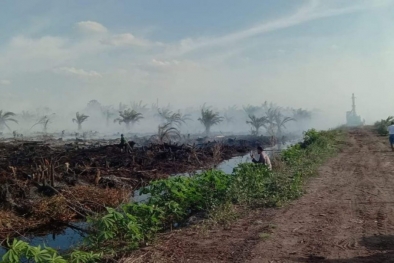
<box><xmin>0</xmin><ymin>111</ymin><xmax>18</xmax><ymax>131</ymax></box>
<box><xmin>274</xmin><ymin>111</ymin><xmax>294</xmax><ymax>137</ymax></box>
<box><xmin>265</xmin><ymin>107</ymin><xmax>278</xmax><ymax>136</ymax></box>
<box><xmin>157</xmin><ymin>108</ymin><xmax>190</xmax><ymax>127</ymax></box>
<box><xmin>73</xmin><ymin>112</ymin><xmax>89</xmax><ymax>131</ymax></box>
<box><xmin>31</xmin><ymin>115</ymin><xmax>52</xmax><ymax>133</ymax></box>
<box><xmin>101</xmin><ymin>106</ymin><xmax>115</xmax><ymax>127</ymax></box>
<box><xmin>198</xmin><ymin>107</ymin><xmax>223</xmax><ymax>135</ymax></box>
<box><xmin>114</xmin><ymin>109</ymin><xmax>143</xmax><ymax>129</ymax></box>
<box><xmin>292</xmin><ymin>108</ymin><xmax>312</xmax><ymax>122</ymax></box>
<box><xmin>156</xmin><ymin>122</ymin><xmax>181</xmax><ymax>143</ymax></box>
<box><xmin>131</xmin><ymin>100</ymin><xmax>148</xmax><ymax>114</ymax></box>
<box><xmin>246</xmin><ymin>115</ymin><xmax>268</xmax><ymax>136</ymax></box>
<box><xmin>242</xmin><ymin>104</ymin><xmax>261</xmax><ymax>116</ymax></box>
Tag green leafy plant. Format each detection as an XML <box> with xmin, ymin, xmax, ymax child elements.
<box><xmin>1</xmin><ymin>239</ymin><xmax>67</xmax><ymax>263</ymax></box>
<box><xmin>374</xmin><ymin>116</ymin><xmax>393</xmax><ymax>136</ymax></box>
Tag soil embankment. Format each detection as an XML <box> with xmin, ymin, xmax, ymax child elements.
<box><xmin>122</xmin><ymin>128</ymin><xmax>394</xmax><ymax>263</ymax></box>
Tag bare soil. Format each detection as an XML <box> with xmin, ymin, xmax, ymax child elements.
<box><xmin>121</xmin><ymin>128</ymin><xmax>394</xmax><ymax>263</ymax></box>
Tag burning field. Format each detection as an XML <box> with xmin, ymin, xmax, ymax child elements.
<box><xmin>0</xmin><ymin>135</ymin><xmax>271</xmax><ymax>240</ymax></box>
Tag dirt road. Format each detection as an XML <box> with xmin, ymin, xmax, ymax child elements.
<box><xmin>122</xmin><ymin>128</ymin><xmax>394</xmax><ymax>263</ymax></box>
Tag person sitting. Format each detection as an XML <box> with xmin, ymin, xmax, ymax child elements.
<box><xmin>251</xmin><ymin>146</ymin><xmax>272</xmax><ymax>170</ymax></box>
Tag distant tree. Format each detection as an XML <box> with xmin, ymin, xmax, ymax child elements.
<box><xmin>114</xmin><ymin>109</ymin><xmax>143</xmax><ymax>129</ymax></box>
<box><xmin>274</xmin><ymin>110</ymin><xmax>294</xmax><ymax>136</ymax></box>
<box><xmin>243</xmin><ymin>104</ymin><xmax>261</xmax><ymax>116</ymax></box>
<box><xmin>131</xmin><ymin>101</ymin><xmax>148</xmax><ymax>113</ymax></box>
<box><xmin>73</xmin><ymin>112</ymin><xmax>89</xmax><ymax>131</ymax></box>
<box><xmin>157</xmin><ymin>108</ymin><xmax>190</xmax><ymax>127</ymax></box>
<box><xmin>198</xmin><ymin>107</ymin><xmax>223</xmax><ymax>135</ymax></box>
<box><xmin>265</xmin><ymin>108</ymin><xmax>278</xmax><ymax>136</ymax></box>
<box><xmin>101</xmin><ymin>106</ymin><xmax>115</xmax><ymax>127</ymax></box>
<box><xmin>292</xmin><ymin>108</ymin><xmax>312</xmax><ymax>122</ymax></box>
<box><xmin>20</xmin><ymin>111</ymin><xmax>35</xmax><ymax>122</ymax></box>
<box><xmin>31</xmin><ymin>115</ymin><xmax>52</xmax><ymax>133</ymax></box>
<box><xmin>246</xmin><ymin>115</ymin><xmax>268</xmax><ymax>136</ymax></box>
<box><xmin>86</xmin><ymin>100</ymin><xmax>102</xmax><ymax>113</ymax></box>
<box><xmin>0</xmin><ymin>111</ymin><xmax>18</xmax><ymax>131</ymax></box>
<box><xmin>118</xmin><ymin>103</ymin><xmax>128</xmax><ymax>112</ymax></box>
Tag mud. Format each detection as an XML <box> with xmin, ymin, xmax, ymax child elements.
<box><xmin>121</xmin><ymin>128</ymin><xmax>394</xmax><ymax>263</ymax></box>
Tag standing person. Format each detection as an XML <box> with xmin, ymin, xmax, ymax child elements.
<box><xmin>120</xmin><ymin>134</ymin><xmax>126</xmax><ymax>152</ymax></box>
<box><xmin>251</xmin><ymin>146</ymin><xmax>272</xmax><ymax>170</ymax></box>
<box><xmin>388</xmin><ymin>121</ymin><xmax>394</xmax><ymax>151</ymax></box>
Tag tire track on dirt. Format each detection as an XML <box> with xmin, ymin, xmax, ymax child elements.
<box><xmin>248</xmin><ymin>128</ymin><xmax>394</xmax><ymax>263</ymax></box>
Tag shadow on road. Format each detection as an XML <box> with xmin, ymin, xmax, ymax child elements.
<box><xmin>292</xmin><ymin>235</ymin><xmax>394</xmax><ymax>263</ymax></box>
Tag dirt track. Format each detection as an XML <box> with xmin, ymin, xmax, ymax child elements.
<box><xmin>122</xmin><ymin>128</ymin><xmax>394</xmax><ymax>263</ymax></box>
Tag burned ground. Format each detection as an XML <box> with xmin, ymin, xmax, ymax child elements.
<box><xmin>0</xmin><ymin>135</ymin><xmax>271</xmax><ymax>240</ymax></box>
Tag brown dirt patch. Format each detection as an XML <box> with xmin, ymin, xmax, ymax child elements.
<box><xmin>121</xmin><ymin>128</ymin><xmax>394</xmax><ymax>263</ymax></box>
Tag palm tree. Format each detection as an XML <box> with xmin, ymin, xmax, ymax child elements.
<box><xmin>292</xmin><ymin>108</ymin><xmax>312</xmax><ymax>122</ymax></box>
<box><xmin>20</xmin><ymin>111</ymin><xmax>35</xmax><ymax>122</ymax></box>
<box><xmin>155</xmin><ymin>123</ymin><xmax>181</xmax><ymax>143</ymax></box>
<box><xmin>224</xmin><ymin>113</ymin><xmax>234</xmax><ymax>123</ymax></box>
<box><xmin>114</xmin><ymin>109</ymin><xmax>143</xmax><ymax>129</ymax></box>
<box><xmin>243</xmin><ymin>104</ymin><xmax>261</xmax><ymax>116</ymax></box>
<box><xmin>119</xmin><ymin>102</ymin><xmax>127</xmax><ymax>112</ymax></box>
<box><xmin>31</xmin><ymin>115</ymin><xmax>52</xmax><ymax>133</ymax></box>
<box><xmin>131</xmin><ymin>100</ymin><xmax>148</xmax><ymax>114</ymax></box>
<box><xmin>198</xmin><ymin>107</ymin><xmax>223</xmax><ymax>135</ymax></box>
<box><xmin>157</xmin><ymin>107</ymin><xmax>172</xmax><ymax>122</ymax></box>
<box><xmin>265</xmin><ymin>108</ymin><xmax>278</xmax><ymax>136</ymax></box>
<box><xmin>73</xmin><ymin>112</ymin><xmax>89</xmax><ymax>131</ymax></box>
<box><xmin>0</xmin><ymin>111</ymin><xmax>18</xmax><ymax>131</ymax></box>
<box><xmin>246</xmin><ymin>115</ymin><xmax>268</xmax><ymax>135</ymax></box>
<box><xmin>157</xmin><ymin>108</ymin><xmax>190</xmax><ymax>127</ymax></box>
<box><xmin>101</xmin><ymin>106</ymin><xmax>115</xmax><ymax>127</ymax></box>
<box><xmin>274</xmin><ymin>111</ymin><xmax>294</xmax><ymax>137</ymax></box>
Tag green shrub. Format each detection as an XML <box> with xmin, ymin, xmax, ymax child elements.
<box><xmin>374</xmin><ymin>116</ymin><xmax>393</xmax><ymax>136</ymax></box>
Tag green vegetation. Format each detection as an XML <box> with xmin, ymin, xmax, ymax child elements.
<box><xmin>1</xmin><ymin>129</ymin><xmax>342</xmax><ymax>263</ymax></box>
<box><xmin>1</xmin><ymin>239</ymin><xmax>101</xmax><ymax>263</ymax></box>
<box><xmin>374</xmin><ymin>116</ymin><xmax>393</xmax><ymax>136</ymax></box>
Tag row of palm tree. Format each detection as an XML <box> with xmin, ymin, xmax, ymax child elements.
<box><xmin>246</xmin><ymin>108</ymin><xmax>294</xmax><ymax>136</ymax></box>
<box><xmin>0</xmin><ymin>101</ymin><xmax>312</xmax><ymax>136</ymax></box>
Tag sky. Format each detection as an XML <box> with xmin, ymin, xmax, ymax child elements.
<box><xmin>1</xmin><ymin>0</ymin><xmax>394</xmax><ymax>125</ymax></box>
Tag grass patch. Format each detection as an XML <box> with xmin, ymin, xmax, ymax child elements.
<box><xmin>259</xmin><ymin>232</ymin><xmax>271</xmax><ymax>241</ymax></box>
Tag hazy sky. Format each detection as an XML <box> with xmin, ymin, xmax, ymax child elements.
<box><xmin>1</xmin><ymin>0</ymin><xmax>394</xmax><ymax>125</ymax></box>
